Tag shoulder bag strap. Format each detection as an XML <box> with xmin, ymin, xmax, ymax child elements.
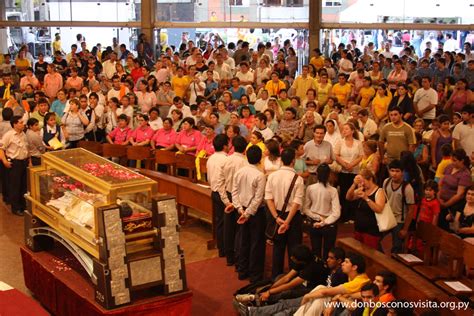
<box><xmin>281</xmin><ymin>174</ymin><xmax>298</xmax><ymax>213</ymax></box>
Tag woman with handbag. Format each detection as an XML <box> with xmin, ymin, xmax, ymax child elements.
<box><xmin>303</xmin><ymin>164</ymin><xmax>341</xmax><ymax>260</ymax></box>
<box><xmin>346</xmin><ymin>169</ymin><xmax>386</xmax><ymax>249</ymax></box>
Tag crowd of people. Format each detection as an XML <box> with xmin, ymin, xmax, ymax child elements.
<box><xmin>0</xmin><ymin>32</ymin><xmax>473</xmax><ymax>315</ymax></box>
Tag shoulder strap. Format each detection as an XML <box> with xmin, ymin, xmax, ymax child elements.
<box><xmin>281</xmin><ymin>174</ymin><xmax>298</xmax><ymax>213</ymax></box>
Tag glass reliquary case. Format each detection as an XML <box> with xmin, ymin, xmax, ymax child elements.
<box><xmin>25</xmin><ymin>148</ymin><xmax>187</xmax><ymax>309</ymax></box>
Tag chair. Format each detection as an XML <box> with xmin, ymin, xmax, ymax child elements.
<box><xmin>414</xmin><ymin>229</ymin><xmax>464</xmax><ymax>281</ymax></box>
<box><xmin>198</xmin><ymin>157</ymin><xmax>209</xmax><ymax>185</ymax></box>
<box><xmin>102</xmin><ymin>144</ymin><xmax>127</xmax><ymax>165</ymax></box>
<box><xmin>78</xmin><ymin>140</ymin><xmax>103</xmax><ymax>155</ymax></box>
<box><xmin>174</xmin><ymin>153</ymin><xmax>197</xmax><ymax>182</ymax></box>
<box><xmin>155</xmin><ymin>150</ymin><xmax>176</xmax><ymax>175</ymax></box>
<box><xmin>436</xmin><ymin>240</ymin><xmax>474</xmax><ymax>296</ymax></box>
<box><xmin>126</xmin><ymin>146</ymin><xmax>152</xmax><ymax>169</ymax></box>
<box><xmin>393</xmin><ymin>221</ymin><xmax>434</xmax><ymax>266</ymax></box>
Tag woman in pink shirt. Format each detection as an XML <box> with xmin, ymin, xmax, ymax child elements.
<box><xmin>43</xmin><ymin>64</ymin><xmax>63</xmax><ymax>100</ymax></box>
<box><xmin>196</xmin><ymin>124</ymin><xmax>216</xmax><ymax>156</ymax></box>
<box><xmin>151</xmin><ymin>118</ymin><xmax>176</xmax><ymax>150</ymax></box>
<box><xmin>175</xmin><ymin>117</ymin><xmax>202</xmax><ymax>155</ymax></box>
<box><xmin>106</xmin><ymin>114</ymin><xmax>132</xmax><ymax>145</ymax></box>
<box><xmin>128</xmin><ymin>113</ymin><xmax>154</xmax><ymax>146</ymax></box>
<box><xmin>65</xmin><ymin>67</ymin><xmax>84</xmax><ymax>91</ymax></box>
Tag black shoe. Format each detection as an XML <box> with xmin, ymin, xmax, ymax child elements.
<box><xmin>12</xmin><ymin>210</ymin><xmax>24</xmax><ymax>216</ymax></box>
<box><xmin>238</xmin><ymin>273</ymin><xmax>249</xmax><ymax>280</ymax></box>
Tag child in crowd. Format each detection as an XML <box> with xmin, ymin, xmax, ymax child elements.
<box><xmin>290</xmin><ymin>139</ymin><xmax>309</xmax><ymax>180</ymax></box>
<box><xmin>435</xmin><ymin>144</ymin><xmax>453</xmax><ymax>183</ymax></box>
<box><xmin>26</xmin><ymin>118</ymin><xmax>45</xmax><ymax>166</ymax></box>
<box><xmin>246</xmin><ymin>130</ymin><xmax>265</xmax><ymax>154</ymax></box>
<box><xmin>41</xmin><ymin>112</ymin><xmax>66</xmax><ymax>150</ymax></box>
<box><xmin>409</xmin><ymin>180</ymin><xmax>440</xmax><ymax>254</ymax></box>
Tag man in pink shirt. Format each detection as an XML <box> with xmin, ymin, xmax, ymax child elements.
<box><xmin>65</xmin><ymin>67</ymin><xmax>84</xmax><ymax>91</ymax></box>
<box><xmin>43</xmin><ymin>64</ymin><xmax>63</xmax><ymax>101</ymax></box>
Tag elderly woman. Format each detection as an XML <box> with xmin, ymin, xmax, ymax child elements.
<box><xmin>276</xmin><ymin>107</ymin><xmax>299</xmax><ymax>139</ymax></box>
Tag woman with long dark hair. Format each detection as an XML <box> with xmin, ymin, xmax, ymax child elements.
<box><xmin>303</xmin><ymin>163</ymin><xmax>341</xmax><ymax>259</ymax></box>
<box><xmin>400</xmin><ymin>150</ymin><xmax>424</xmax><ymax>199</ymax></box>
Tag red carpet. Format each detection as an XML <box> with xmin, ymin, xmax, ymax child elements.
<box><xmin>187</xmin><ymin>256</ymin><xmax>248</xmax><ymax>316</ymax></box>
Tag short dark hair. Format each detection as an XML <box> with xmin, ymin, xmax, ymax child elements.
<box><xmin>440</xmin><ymin>143</ymin><xmax>452</xmax><ymax>157</ymax></box>
<box><xmin>232</xmin><ymin>135</ymin><xmax>247</xmax><ymax>153</ymax></box>
<box><xmin>27</xmin><ymin>117</ymin><xmax>39</xmax><ymax>128</ymax></box>
<box><xmin>291</xmin><ymin>245</ymin><xmax>313</xmax><ymax>263</ymax></box>
<box><xmin>389</xmin><ymin>106</ymin><xmax>402</xmax><ymax>114</ymax></box>
<box><xmin>281</xmin><ymin>148</ymin><xmax>296</xmax><ymax>166</ymax></box>
<box><xmin>255</xmin><ymin>112</ymin><xmax>267</xmax><ymax>124</ymax></box>
<box><xmin>388</xmin><ymin>159</ymin><xmax>402</xmax><ymax>170</ymax></box>
<box><xmin>213</xmin><ymin>134</ymin><xmax>229</xmax><ymax>152</ymax></box>
<box><xmin>376</xmin><ymin>270</ymin><xmax>397</xmax><ymax>292</ymax></box>
<box><xmin>246</xmin><ymin>145</ymin><xmax>262</xmax><ymax>165</ymax></box>
<box><xmin>117</xmin><ymin>114</ymin><xmax>129</xmax><ymax>123</ymax></box>
<box><xmin>1</xmin><ymin>107</ymin><xmax>13</xmax><ymax>121</ymax></box>
<box><xmin>10</xmin><ymin>115</ymin><xmax>23</xmax><ymax>128</ymax></box>
<box><xmin>314</xmin><ymin>124</ymin><xmax>326</xmax><ymax>133</ymax></box>
<box><xmin>329</xmin><ymin>247</ymin><xmax>345</xmax><ymax>261</ymax></box>
<box><xmin>361</xmin><ymin>283</ymin><xmax>379</xmax><ymax>296</ymax></box>
<box><xmin>346</xmin><ymin>252</ymin><xmax>366</xmax><ymax>273</ymax></box>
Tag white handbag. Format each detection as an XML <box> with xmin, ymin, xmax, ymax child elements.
<box><xmin>374</xmin><ymin>188</ymin><xmax>397</xmax><ymax>232</ymax></box>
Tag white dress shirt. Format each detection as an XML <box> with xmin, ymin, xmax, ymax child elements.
<box><xmin>253</xmin><ymin>126</ymin><xmax>274</xmax><ymax>141</ymax></box>
<box><xmin>207</xmin><ymin>151</ymin><xmax>229</xmax><ymax>202</ymax></box>
<box><xmin>304</xmin><ymin>182</ymin><xmax>341</xmax><ymax>225</ymax></box>
<box><xmin>232</xmin><ymin>164</ymin><xmax>266</xmax><ymax>217</ymax></box>
<box><xmin>223</xmin><ymin>152</ymin><xmax>248</xmax><ymax>201</ymax></box>
<box><xmin>265</xmin><ymin>166</ymin><xmax>304</xmax><ymax>212</ymax></box>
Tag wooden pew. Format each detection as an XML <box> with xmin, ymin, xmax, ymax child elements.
<box><xmin>337</xmin><ymin>237</ymin><xmax>473</xmax><ymax>315</ymax></box>
<box><xmin>138</xmin><ymin>169</ymin><xmax>215</xmax><ymax>250</ymax></box>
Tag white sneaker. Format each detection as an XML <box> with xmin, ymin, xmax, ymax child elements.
<box><xmin>235</xmin><ymin>294</ymin><xmax>255</xmax><ymax>303</ymax></box>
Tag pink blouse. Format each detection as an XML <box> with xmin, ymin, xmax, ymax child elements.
<box><xmin>175</xmin><ymin>129</ymin><xmax>202</xmax><ymax>155</ymax></box>
<box><xmin>152</xmin><ymin>128</ymin><xmax>176</xmax><ymax>148</ymax></box>
<box><xmin>129</xmin><ymin>125</ymin><xmax>154</xmax><ymax>143</ymax></box>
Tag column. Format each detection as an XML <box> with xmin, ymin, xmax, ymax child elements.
<box><xmin>0</xmin><ymin>1</ymin><xmax>8</xmax><ymax>54</ymax></box>
<box><xmin>308</xmin><ymin>0</ymin><xmax>321</xmax><ymax>52</ymax></box>
<box><xmin>141</xmin><ymin>0</ymin><xmax>156</xmax><ymax>56</ymax></box>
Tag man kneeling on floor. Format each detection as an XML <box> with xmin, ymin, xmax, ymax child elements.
<box><xmin>237</xmin><ymin>246</ymin><xmax>347</xmax><ymax>315</ymax></box>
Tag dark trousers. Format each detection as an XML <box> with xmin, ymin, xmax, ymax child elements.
<box><xmin>0</xmin><ymin>163</ymin><xmax>9</xmax><ymax>204</ymax></box>
<box><xmin>95</xmin><ymin>128</ymin><xmax>106</xmax><ymax>143</ymax></box>
<box><xmin>308</xmin><ymin>224</ymin><xmax>337</xmax><ymax>260</ymax></box>
<box><xmin>238</xmin><ymin>207</ymin><xmax>266</xmax><ymax>282</ymax></box>
<box><xmin>224</xmin><ymin>191</ymin><xmax>238</xmax><ymax>264</ymax></box>
<box><xmin>7</xmin><ymin>159</ymin><xmax>28</xmax><ymax>212</ymax></box>
<box><xmin>272</xmin><ymin>212</ymin><xmax>302</xmax><ymax>279</ymax></box>
<box><xmin>338</xmin><ymin>172</ymin><xmax>357</xmax><ymax>222</ymax></box>
<box><xmin>67</xmin><ymin>138</ymin><xmax>83</xmax><ymax>149</ymax></box>
<box><xmin>439</xmin><ymin>200</ymin><xmax>466</xmax><ymax>231</ymax></box>
<box><xmin>212</xmin><ymin>191</ymin><xmax>225</xmax><ymax>256</ymax></box>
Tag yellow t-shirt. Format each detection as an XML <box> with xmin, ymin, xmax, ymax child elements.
<box><xmin>358</xmin><ymin>86</ymin><xmax>375</xmax><ymax>108</ymax></box>
<box><xmin>435</xmin><ymin>158</ymin><xmax>452</xmax><ymax>180</ymax></box>
<box><xmin>310</xmin><ymin>56</ymin><xmax>325</xmax><ymax>70</ymax></box>
<box><xmin>332</xmin><ymin>83</ymin><xmax>352</xmax><ymax>105</ymax></box>
<box><xmin>316</xmin><ymin>82</ymin><xmax>332</xmax><ymax>106</ymax></box>
<box><xmin>372</xmin><ymin>94</ymin><xmax>392</xmax><ymax>120</ymax></box>
<box><xmin>171</xmin><ymin>76</ymin><xmax>189</xmax><ymax>98</ymax></box>
<box><xmin>52</xmin><ymin>40</ymin><xmax>62</xmax><ymax>53</ymax></box>
<box><xmin>265</xmin><ymin>80</ymin><xmax>286</xmax><ymax>97</ymax></box>
<box><xmin>342</xmin><ymin>273</ymin><xmax>371</xmax><ymax>293</ymax></box>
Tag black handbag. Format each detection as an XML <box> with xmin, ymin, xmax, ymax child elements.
<box><xmin>265</xmin><ymin>174</ymin><xmax>298</xmax><ymax>240</ymax></box>
<box><xmin>302</xmin><ymin>215</ymin><xmax>316</xmax><ymax>233</ymax></box>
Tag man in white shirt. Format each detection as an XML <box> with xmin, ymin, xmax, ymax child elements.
<box><xmin>413</xmin><ymin>76</ymin><xmax>438</xmax><ymax>124</ymax></box>
<box><xmin>235</xmin><ymin>62</ymin><xmax>254</xmax><ymax>86</ymax></box>
<box><xmin>304</xmin><ymin>125</ymin><xmax>334</xmax><ymax>185</ymax></box>
<box><xmin>232</xmin><ymin>145</ymin><xmax>266</xmax><ymax>282</ymax></box>
<box><xmin>107</xmin><ymin>75</ymin><xmax>129</xmax><ymax>101</ymax></box>
<box><xmin>380</xmin><ymin>42</ymin><xmax>394</xmax><ymax>59</ymax></box>
<box><xmin>102</xmin><ymin>52</ymin><xmax>117</xmax><ymax>80</ymax></box>
<box><xmin>265</xmin><ymin>148</ymin><xmax>305</xmax><ymax>278</ymax></box>
<box><xmin>222</xmin><ymin>136</ymin><xmax>248</xmax><ymax>269</ymax></box>
<box><xmin>215</xmin><ymin>53</ymin><xmax>233</xmax><ymax>87</ymax></box>
<box><xmin>167</xmin><ymin>96</ymin><xmax>192</xmax><ymax>119</ymax></box>
<box><xmin>207</xmin><ymin>134</ymin><xmax>230</xmax><ymax>259</ymax></box>
<box><xmin>443</xmin><ymin>33</ymin><xmax>459</xmax><ymax>52</ymax></box>
<box><xmin>357</xmin><ymin>108</ymin><xmax>377</xmax><ymax>140</ymax></box>
<box><xmin>453</xmin><ymin>105</ymin><xmax>474</xmax><ymax>157</ymax></box>
<box><xmin>254</xmin><ymin>89</ymin><xmax>269</xmax><ymax>113</ymax></box>
<box><xmin>253</xmin><ymin>113</ymin><xmax>274</xmax><ymax>141</ymax></box>
<box><xmin>221</xmin><ymin>48</ymin><xmax>236</xmax><ymax>73</ymax></box>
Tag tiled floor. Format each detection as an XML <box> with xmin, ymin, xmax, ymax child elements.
<box><xmin>0</xmin><ymin>200</ymin><xmax>217</xmax><ymax>296</ymax></box>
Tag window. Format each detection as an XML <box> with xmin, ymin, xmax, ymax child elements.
<box><xmin>262</xmin><ymin>0</ymin><xmax>282</xmax><ymax>6</ymax></box>
<box><xmin>324</xmin><ymin>1</ymin><xmax>342</xmax><ymax>7</ymax></box>
<box><xmin>229</xmin><ymin>0</ymin><xmax>243</xmax><ymax>5</ymax></box>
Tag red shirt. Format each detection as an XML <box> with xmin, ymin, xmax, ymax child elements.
<box><xmin>108</xmin><ymin>127</ymin><xmax>131</xmax><ymax>144</ymax></box>
<box><xmin>152</xmin><ymin>128</ymin><xmax>176</xmax><ymax>148</ymax></box>
<box><xmin>415</xmin><ymin>197</ymin><xmax>441</xmax><ymax>224</ymax></box>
